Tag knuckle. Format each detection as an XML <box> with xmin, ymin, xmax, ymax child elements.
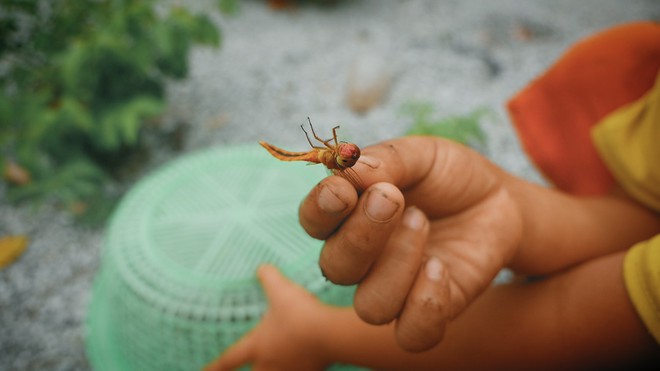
<box><xmin>409</xmin><ymin>293</ymin><xmax>445</xmax><ymax>314</ymax></box>
<box><xmin>339</xmin><ymin>228</ymin><xmax>379</xmax><ymax>261</ymax></box>
<box><xmin>387</xmin><ymin>238</ymin><xmax>422</xmax><ymax>268</ymax></box>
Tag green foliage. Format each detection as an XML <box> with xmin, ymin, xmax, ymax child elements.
<box><xmin>218</xmin><ymin>0</ymin><xmax>241</xmax><ymax>15</ymax></box>
<box><xmin>402</xmin><ymin>102</ymin><xmax>488</xmax><ymax>148</ymax></box>
<box><xmin>0</xmin><ymin>0</ymin><xmax>224</xmax><ymax>223</ymax></box>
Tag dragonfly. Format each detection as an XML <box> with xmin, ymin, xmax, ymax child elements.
<box><xmin>259</xmin><ymin>118</ymin><xmax>364</xmax><ymax>191</ymax></box>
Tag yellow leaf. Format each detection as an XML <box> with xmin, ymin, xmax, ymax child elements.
<box><xmin>0</xmin><ymin>235</ymin><xmax>29</xmax><ymax>268</ymax></box>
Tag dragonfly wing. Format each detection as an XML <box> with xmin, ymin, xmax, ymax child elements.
<box><xmin>332</xmin><ymin>168</ymin><xmax>364</xmax><ymax>193</ymax></box>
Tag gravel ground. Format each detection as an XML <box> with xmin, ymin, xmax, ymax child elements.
<box><xmin>1</xmin><ymin>1</ymin><xmax>658</xmax><ymax>370</ymax></box>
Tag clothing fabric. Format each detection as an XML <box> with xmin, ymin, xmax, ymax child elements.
<box><xmin>592</xmin><ymin>71</ymin><xmax>660</xmax><ymax>212</ymax></box>
<box><xmin>594</xmin><ymin>69</ymin><xmax>660</xmax><ymax>344</ymax></box>
<box><xmin>507</xmin><ymin>21</ymin><xmax>660</xmax><ymax>196</ymax></box>
<box><xmin>624</xmin><ymin>235</ymin><xmax>660</xmax><ymax>344</ymax></box>
<box><xmin>508</xmin><ymin>21</ymin><xmax>660</xmax><ymax>345</ymax></box>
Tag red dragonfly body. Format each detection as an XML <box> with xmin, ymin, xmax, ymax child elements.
<box><xmin>259</xmin><ymin>118</ymin><xmax>363</xmax><ymax>189</ymax></box>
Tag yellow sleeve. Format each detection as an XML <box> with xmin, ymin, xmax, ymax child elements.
<box><xmin>592</xmin><ymin>72</ymin><xmax>660</xmax><ymax>343</ymax></box>
<box><xmin>592</xmin><ymin>70</ymin><xmax>660</xmax><ymax>212</ymax></box>
<box><xmin>623</xmin><ymin>235</ymin><xmax>660</xmax><ymax>344</ymax></box>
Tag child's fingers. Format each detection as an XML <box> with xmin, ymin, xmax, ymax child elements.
<box><xmin>204</xmin><ymin>332</ymin><xmax>256</xmax><ymax>371</ymax></box>
<box><xmin>319</xmin><ymin>183</ymin><xmax>405</xmax><ymax>285</ymax></box>
<box><xmin>204</xmin><ymin>265</ymin><xmax>296</xmax><ymax>371</ymax></box>
<box><xmin>257</xmin><ymin>263</ymin><xmax>287</xmax><ymax>302</ymax></box>
<box><xmin>353</xmin><ymin>206</ymin><xmax>429</xmax><ymax>324</ymax></box>
<box><xmin>395</xmin><ymin>256</ymin><xmax>450</xmax><ymax>352</ymax></box>
<box><xmin>257</xmin><ymin>264</ymin><xmax>315</xmax><ymax>307</ymax></box>
<box><xmin>299</xmin><ymin>176</ymin><xmax>358</xmax><ymax>240</ymax></box>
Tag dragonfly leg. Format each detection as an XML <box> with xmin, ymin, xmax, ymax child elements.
<box><xmin>331</xmin><ymin>126</ymin><xmax>340</xmax><ymax>146</ymax></box>
<box><xmin>301</xmin><ymin>124</ymin><xmax>315</xmax><ymax>148</ymax></box>
<box><xmin>301</xmin><ymin>123</ymin><xmax>325</xmax><ymax>149</ymax></box>
<box><xmin>307</xmin><ymin>117</ymin><xmax>335</xmax><ymax>149</ymax></box>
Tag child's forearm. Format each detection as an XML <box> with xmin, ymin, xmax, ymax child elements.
<box><xmin>504</xmin><ymin>174</ymin><xmax>660</xmax><ymax>274</ymax></box>
<box><xmin>317</xmin><ymin>252</ymin><xmax>658</xmax><ymax>370</ymax></box>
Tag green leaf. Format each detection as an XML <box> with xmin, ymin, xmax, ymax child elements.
<box><xmin>191</xmin><ymin>14</ymin><xmax>221</xmax><ymax>47</ymax></box>
<box><xmin>121</xmin><ymin>96</ymin><xmax>163</xmax><ymax>145</ymax></box>
<box><xmin>94</xmin><ymin>96</ymin><xmax>163</xmax><ymax>150</ymax></box>
<box><xmin>152</xmin><ymin>17</ymin><xmax>192</xmax><ymax>78</ymax></box>
<box><xmin>97</xmin><ymin>110</ymin><xmax>121</xmax><ymax>150</ymax></box>
<box><xmin>402</xmin><ymin>102</ymin><xmax>489</xmax><ymax>147</ymax></box>
<box><xmin>57</xmin><ymin>97</ymin><xmax>94</xmax><ymax>133</ymax></box>
<box><xmin>218</xmin><ymin>0</ymin><xmax>240</xmax><ymax>15</ymax></box>
<box><xmin>6</xmin><ymin>157</ymin><xmax>106</xmax><ymax>204</ymax></box>
<box><xmin>57</xmin><ymin>40</ymin><xmax>95</xmax><ymax>100</ymax></box>
<box><xmin>0</xmin><ymin>94</ymin><xmax>10</xmax><ymax>125</ymax></box>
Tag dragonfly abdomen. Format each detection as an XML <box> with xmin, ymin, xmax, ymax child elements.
<box><xmin>259</xmin><ymin>141</ymin><xmax>322</xmax><ymax>163</ymax></box>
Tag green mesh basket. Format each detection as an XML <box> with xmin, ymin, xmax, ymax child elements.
<box><xmin>86</xmin><ymin>145</ymin><xmax>358</xmax><ymax>371</ymax></box>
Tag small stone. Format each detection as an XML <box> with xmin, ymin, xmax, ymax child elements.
<box><xmin>345</xmin><ymin>52</ymin><xmax>392</xmax><ymax>114</ymax></box>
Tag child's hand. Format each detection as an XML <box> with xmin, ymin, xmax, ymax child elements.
<box><xmin>299</xmin><ymin>136</ymin><xmax>523</xmax><ymax>352</ymax></box>
<box><xmin>204</xmin><ymin>265</ymin><xmax>330</xmax><ymax>371</ymax></box>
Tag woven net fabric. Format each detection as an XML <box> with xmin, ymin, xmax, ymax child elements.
<box><xmin>86</xmin><ymin>145</ymin><xmax>357</xmax><ymax>371</ymax></box>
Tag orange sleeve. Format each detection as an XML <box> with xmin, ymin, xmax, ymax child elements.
<box><xmin>507</xmin><ymin>22</ymin><xmax>660</xmax><ymax>195</ymax></box>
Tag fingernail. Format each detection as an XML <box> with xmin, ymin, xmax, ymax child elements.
<box><xmin>425</xmin><ymin>257</ymin><xmax>443</xmax><ymax>282</ymax></box>
<box><xmin>365</xmin><ymin>189</ymin><xmax>399</xmax><ymax>222</ymax></box>
<box><xmin>318</xmin><ymin>185</ymin><xmax>347</xmax><ymax>213</ymax></box>
<box><xmin>402</xmin><ymin>206</ymin><xmax>425</xmax><ymax>231</ymax></box>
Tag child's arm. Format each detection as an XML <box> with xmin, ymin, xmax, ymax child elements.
<box><xmin>324</xmin><ymin>252</ymin><xmax>659</xmax><ymax>370</ymax></box>
<box><xmin>504</xmin><ymin>176</ymin><xmax>660</xmax><ymax>274</ymax></box>
<box><xmin>206</xmin><ymin>256</ymin><xmax>659</xmax><ymax>371</ymax></box>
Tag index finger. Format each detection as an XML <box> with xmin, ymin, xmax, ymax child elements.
<box><xmin>357</xmin><ymin>136</ymin><xmax>502</xmax><ymax>216</ymax></box>
<box><xmin>301</xmin><ymin>136</ymin><xmax>497</xmax><ymax>229</ymax></box>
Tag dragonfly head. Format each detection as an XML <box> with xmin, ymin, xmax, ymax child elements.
<box><xmin>336</xmin><ymin>143</ymin><xmax>361</xmax><ymax>169</ymax></box>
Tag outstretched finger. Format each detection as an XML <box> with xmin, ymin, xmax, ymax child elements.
<box><xmin>204</xmin><ymin>330</ymin><xmax>257</xmax><ymax>371</ymax></box>
<box><xmin>257</xmin><ymin>264</ymin><xmax>314</xmax><ymax>305</ymax></box>
<box><xmin>395</xmin><ymin>256</ymin><xmax>450</xmax><ymax>352</ymax></box>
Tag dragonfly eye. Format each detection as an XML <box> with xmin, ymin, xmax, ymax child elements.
<box><xmin>336</xmin><ymin>143</ymin><xmax>361</xmax><ymax>168</ymax></box>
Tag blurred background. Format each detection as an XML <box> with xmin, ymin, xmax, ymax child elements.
<box><xmin>1</xmin><ymin>0</ymin><xmax>658</xmax><ymax>369</ymax></box>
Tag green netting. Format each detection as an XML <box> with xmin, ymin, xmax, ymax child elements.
<box><xmin>85</xmin><ymin>145</ymin><xmax>359</xmax><ymax>371</ymax></box>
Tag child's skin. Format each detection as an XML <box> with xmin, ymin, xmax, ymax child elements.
<box><xmin>206</xmin><ymin>137</ymin><xmax>660</xmax><ymax>370</ymax></box>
